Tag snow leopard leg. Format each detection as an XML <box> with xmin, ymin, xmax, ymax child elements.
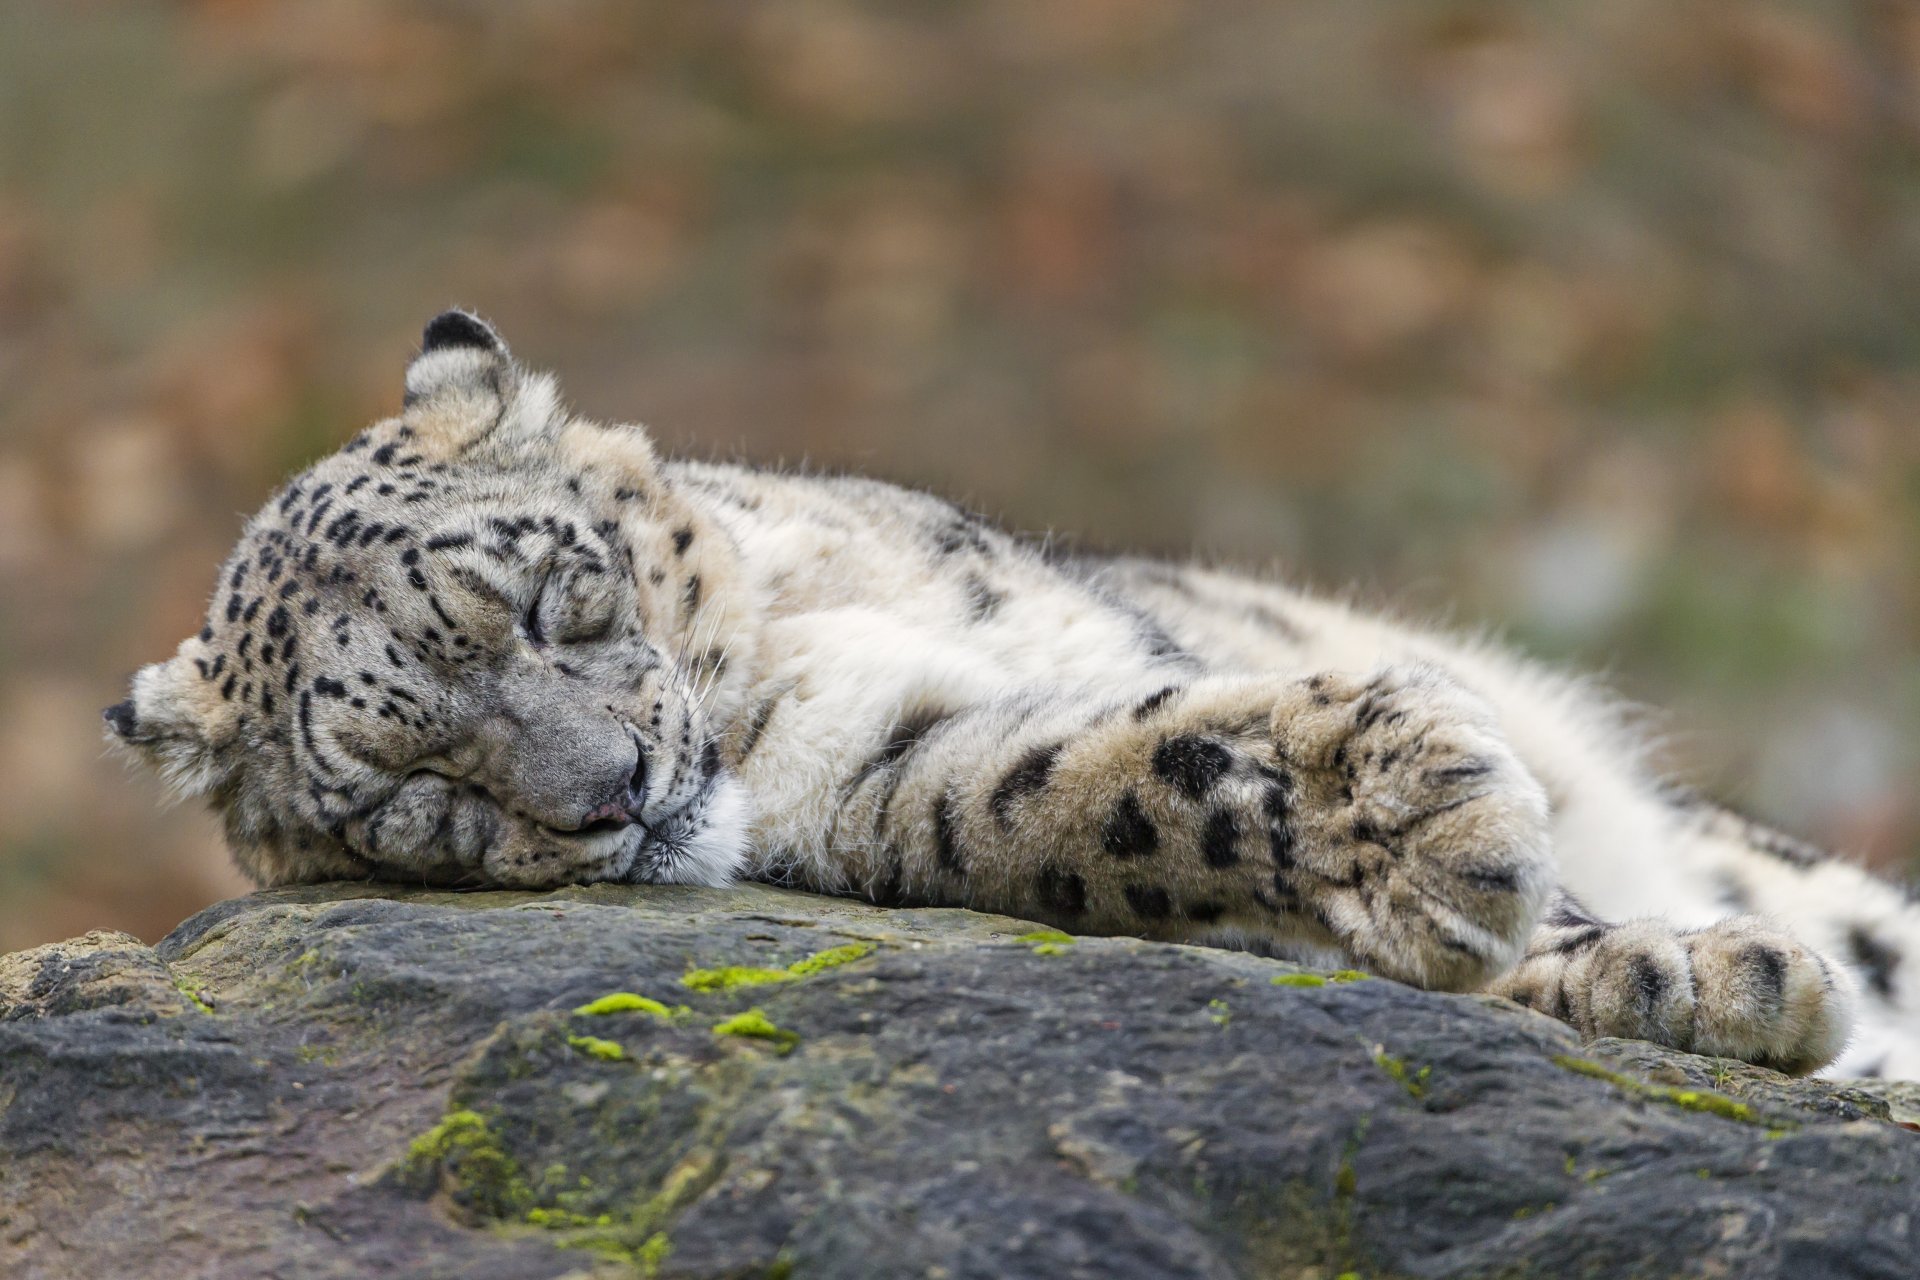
<box><xmin>836</xmin><ymin>662</ymin><xmax>1557</xmax><ymax>992</ymax></box>
<box><xmin>1482</xmin><ymin>888</ymin><xmax>1857</xmax><ymax>1076</ymax></box>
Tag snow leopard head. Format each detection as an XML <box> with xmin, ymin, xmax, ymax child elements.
<box><xmin>105</xmin><ymin>312</ymin><xmax>753</xmax><ymax>889</ymax></box>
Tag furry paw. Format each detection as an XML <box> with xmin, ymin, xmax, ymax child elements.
<box><xmin>1263</xmin><ymin>665</ymin><xmax>1555</xmax><ymax>992</ymax></box>
<box><xmin>1496</xmin><ymin>915</ymin><xmax>1856</xmax><ymax>1075</ymax></box>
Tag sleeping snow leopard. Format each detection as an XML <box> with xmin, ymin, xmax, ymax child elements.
<box><xmin>105</xmin><ymin>310</ymin><xmax>1920</xmax><ymax>1079</ymax></box>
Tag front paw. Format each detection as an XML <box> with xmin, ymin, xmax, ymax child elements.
<box><xmin>1263</xmin><ymin>665</ymin><xmax>1555</xmax><ymax>992</ymax></box>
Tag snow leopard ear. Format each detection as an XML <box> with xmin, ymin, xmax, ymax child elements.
<box><xmin>104</xmin><ymin>653</ymin><xmax>238</xmax><ymax>799</ymax></box>
<box><xmin>402</xmin><ymin>310</ymin><xmax>567</xmax><ymax>452</ymax></box>
<box><xmin>403</xmin><ymin>309</ymin><xmax>515</xmax><ymax>409</ymax></box>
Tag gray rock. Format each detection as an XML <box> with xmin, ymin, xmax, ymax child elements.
<box><xmin>2</xmin><ymin>883</ymin><xmax>1916</xmax><ymax>1279</ymax></box>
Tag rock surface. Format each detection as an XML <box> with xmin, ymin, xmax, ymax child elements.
<box><xmin>2</xmin><ymin>883</ymin><xmax>1916</xmax><ymax>1280</ymax></box>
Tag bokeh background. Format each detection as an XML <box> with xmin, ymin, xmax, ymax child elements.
<box><xmin>4</xmin><ymin>1</ymin><xmax>1919</xmax><ymax>951</ymax></box>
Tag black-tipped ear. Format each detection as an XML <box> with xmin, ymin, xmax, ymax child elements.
<box><xmin>422</xmin><ymin>309</ymin><xmax>505</xmax><ymax>356</ymax></box>
<box><xmin>404</xmin><ymin>310</ymin><xmax>516</xmax><ymax>410</ymax></box>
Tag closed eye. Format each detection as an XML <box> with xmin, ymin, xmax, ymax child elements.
<box><xmin>526</xmin><ymin>572</ymin><xmax>615</xmax><ymax>647</ymax></box>
<box><xmin>523</xmin><ymin>574</ymin><xmax>553</xmax><ymax>647</ymax></box>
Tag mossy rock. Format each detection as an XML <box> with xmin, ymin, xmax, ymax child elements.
<box><xmin>2</xmin><ymin>882</ymin><xmax>1915</xmax><ymax>1278</ymax></box>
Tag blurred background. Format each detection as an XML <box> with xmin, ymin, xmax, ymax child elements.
<box><xmin>3</xmin><ymin>1</ymin><xmax>1919</xmax><ymax>951</ymax></box>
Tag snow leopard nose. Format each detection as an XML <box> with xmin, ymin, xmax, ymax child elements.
<box><xmin>575</xmin><ymin>746</ymin><xmax>648</xmax><ymax>833</ymax></box>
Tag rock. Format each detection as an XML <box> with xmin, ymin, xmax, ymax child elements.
<box><xmin>1</xmin><ymin>883</ymin><xmax>1915</xmax><ymax>1279</ymax></box>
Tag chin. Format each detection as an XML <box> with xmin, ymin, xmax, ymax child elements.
<box><xmin>629</xmin><ymin>771</ymin><xmax>752</xmax><ymax>888</ymax></box>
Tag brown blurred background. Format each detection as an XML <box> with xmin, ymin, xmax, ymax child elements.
<box><xmin>3</xmin><ymin>1</ymin><xmax>1919</xmax><ymax>952</ymax></box>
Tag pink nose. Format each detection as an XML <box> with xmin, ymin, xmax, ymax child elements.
<box><xmin>579</xmin><ymin>802</ymin><xmax>635</xmax><ymax>828</ymax></box>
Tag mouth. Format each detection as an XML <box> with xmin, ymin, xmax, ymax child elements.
<box><xmin>523</xmin><ymin>771</ymin><xmax>747</xmax><ymax>888</ymax></box>
<box><xmin>572</xmin><ymin>803</ymin><xmax>640</xmax><ymax>838</ymax></box>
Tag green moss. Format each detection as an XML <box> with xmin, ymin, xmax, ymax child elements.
<box><xmin>1207</xmin><ymin>998</ymin><xmax>1232</xmax><ymax>1028</ymax></box>
<box><xmin>1667</xmin><ymin>1091</ymin><xmax>1760</xmax><ymax>1124</ymax></box>
<box><xmin>401</xmin><ymin>1109</ymin><xmax>533</xmax><ymax>1217</ymax></box>
<box><xmin>172</xmin><ymin>975</ymin><xmax>215</xmax><ymax>1014</ymax></box>
<box><xmin>637</xmin><ymin>1231</ymin><xmax>672</xmax><ymax>1276</ymax></box>
<box><xmin>1271</xmin><ymin>969</ymin><xmax>1371</xmax><ymax>988</ymax></box>
<box><xmin>404</xmin><ymin>1116</ymin><xmax>718</xmax><ymax>1268</ymax></box>
<box><xmin>713</xmin><ymin>1008</ymin><xmax>800</xmax><ymax>1054</ymax></box>
<box><xmin>766</xmin><ymin>1254</ymin><xmax>796</xmax><ymax>1280</ymax></box>
<box><xmin>573</xmin><ymin>992</ymin><xmax>677</xmax><ymax>1018</ymax></box>
<box><xmin>1372</xmin><ymin>1050</ymin><xmax>1431</xmax><ymax>1100</ymax></box>
<box><xmin>681</xmin><ymin>963</ymin><xmax>793</xmax><ymax>991</ymax></box>
<box><xmin>1015</xmin><ymin>929</ymin><xmax>1076</xmax><ymax>946</ymax></box>
<box><xmin>684</xmin><ymin>940</ymin><xmax>878</xmax><ymax>991</ymax></box>
<box><xmin>567</xmin><ymin>1034</ymin><xmax>628</xmax><ymax>1062</ymax></box>
<box><xmin>785</xmin><ymin>941</ymin><xmax>876</xmax><ymax>976</ymax></box>
<box><xmin>1551</xmin><ymin>1055</ymin><xmax>1768</xmax><ymax>1127</ymax></box>
<box><xmin>527</xmin><ymin>1207</ymin><xmax>615</xmax><ymax>1229</ymax></box>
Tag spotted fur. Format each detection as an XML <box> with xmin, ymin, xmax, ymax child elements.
<box><xmin>107</xmin><ymin>312</ymin><xmax>1917</xmax><ymax>1078</ymax></box>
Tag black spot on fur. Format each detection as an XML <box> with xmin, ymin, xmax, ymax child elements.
<box><xmin>934</xmin><ymin>793</ymin><xmax>966</xmax><ymax>874</ymax></box>
<box><xmin>1848</xmin><ymin>926</ymin><xmax>1901</xmax><ymax>1000</ymax></box>
<box><xmin>1544</xmin><ymin>895</ymin><xmax>1602</xmax><ymax>929</ymax></box>
<box><xmin>931</xmin><ymin>511</ymin><xmax>991</xmax><ymax>558</ymax></box>
<box><xmin>1124</xmin><ymin>884</ymin><xmax>1172</xmax><ymax>920</ymax></box>
<box><xmin>1268</xmin><ymin>819</ymin><xmax>1296</xmax><ymax>869</ymax></box>
<box><xmin>1201</xmin><ymin>809</ymin><xmax>1241</xmax><ymax>868</ymax></box>
<box><xmin>1101</xmin><ymin>791</ymin><xmax>1159</xmax><ymax>859</ymax></box>
<box><xmin>426</xmin><ymin>533</ymin><xmax>472</xmax><ymax>552</ymax></box>
<box><xmin>672</xmin><ymin>526</ymin><xmax>694</xmax><ymax>555</ymax></box>
<box><xmin>1743</xmin><ymin>945</ymin><xmax>1787</xmax><ymax>1012</ymax></box>
<box><xmin>1152</xmin><ymin>735</ymin><xmax>1232</xmax><ymax>799</ymax></box>
<box><xmin>866</xmin><ymin>845</ymin><xmax>907</xmax><ymax>907</ymax></box>
<box><xmin>1133</xmin><ymin>686</ymin><xmax>1178</xmax><ymax>720</ymax></box>
<box><xmin>313</xmin><ymin>677</ymin><xmax>348</xmax><ymax>698</ymax></box>
<box><xmin>1425</xmin><ymin>759</ymin><xmax>1495</xmax><ymax>786</ymax></box>
<box><xmin>1244</xmin><ymin>603</ymin><xmax>1305</xmax><ymax>642</ymax></box>
<box><xmin>1628</xmin><ymin>954</ymin><xmax>1669</xmax><ymax>1018</ymax></box>
<box><xmin>1743</xmin><ymin>821</ymin><xmax>1826</xmax><ymax>870</ymax></box>
<box><xmin>1711</xmin><ymin>871</ymin><xmax>1754</xmax><ymax>912</ymax></box>
<box><xmin>962</xmin><ymin>574</ymin><xmax>1004</xmax><ymax>622</ymax></box>
<box><xmin>1550</xmin><ymin>925</ymin><xmax>1606</xmax><ymax>954</ymax></box>
<box><xmin>1036</xmin><ymin>867</ymin><xmax>1087</xmax><ymax>917</ymax></box>
<box><xmin>1461</xmin><ymin>864</ymin><xmax>1521</xmax><ymax>893</ymax></box>
<box><xmin>990</xmin><ymin>742</ymin><xmax>1060</xmax><ymax>826</ymax></box>
<box><xmin>736</xmin><ymin>693</ymin><xmax>783</xmax><ymax>763</ymax></box>
<box><xmin>847</xmin><ymin>709</ymin><xmax>953</xmax><ymax>795</ymax></box>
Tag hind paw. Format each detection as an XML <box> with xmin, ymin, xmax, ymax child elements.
<box><xmin>1493</xmin><ymin>913</ymin><xmax>1856</xmax><ymax>1075</ymax></box>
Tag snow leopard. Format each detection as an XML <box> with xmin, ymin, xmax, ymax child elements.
<box><xmin>105</xmin><ymin>310</ymin><xmax>1919</xmax><ymax>1078</ymax></box>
